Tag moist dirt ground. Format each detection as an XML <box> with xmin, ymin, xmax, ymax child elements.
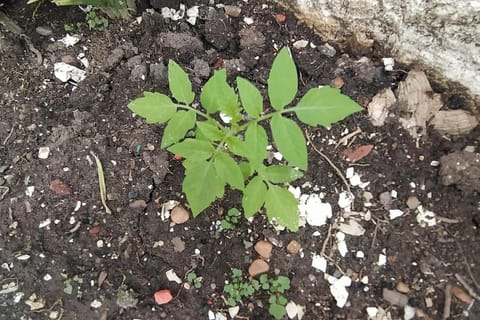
<box><xmin>1</xmin><ymin>1</ymin><xmax>479</xmax><ymax>319</ymax></box>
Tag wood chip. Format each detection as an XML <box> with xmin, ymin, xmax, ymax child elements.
<box><xmin>430</xmin><ymin>110</ymin><xmax>478</xmax><ymax>135</ymax></box>
<box><xmin>254</xmin><ymin>240</ymin><xmax>273</xmax><ymax>259</ymax></box>
<box><xmin>248</xmin><ymin>259</ymin><xmax>269</xmax><ymax>277</ymax></box>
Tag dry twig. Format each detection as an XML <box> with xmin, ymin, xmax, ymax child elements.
<box><xmin>442</xmin><ymin>284</ymin><xmax>452</xmax><ymax>320</ymax></box>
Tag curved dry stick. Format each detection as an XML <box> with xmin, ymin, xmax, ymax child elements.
<box><xmin>305</xmin><ymin>129</ymin><xmax>351</xmax><ymax>195</ymax></box>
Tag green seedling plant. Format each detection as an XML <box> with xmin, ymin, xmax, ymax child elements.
<box><xmin>128</xmin><ymin>47</ymin><xmax>362</xmax><ymax>231</ymax></box>
<box><xmin>186</xmin><ymin>271</ymin><xmax>202</xmax><ymax>289</ymax></box>
<box><xmin>224</xmin><ymin>268</ymin><xmax>260</xmax><ymax>306</ymax></box>
<box><xmin>259</xmin><ymin>274</ymin><xmax>291</xmax><ymax>320</ymax></box>
<box><xmin>223</xmin><ymin>269</ymin><xmax>291</xmax><ymax>319</ymax></box>
<box><xmin>220</xmin><ymin>208</ymin><xmax>241</xmax><ymax>231</ymax></box>
<box><xmin>86</xmin><ymin>10</ymin><xmax>108</xmax><ymax>30</ymax></box>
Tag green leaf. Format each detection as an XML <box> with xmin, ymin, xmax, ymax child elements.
<box><xmin>268</xmin><ymin>47</ymin><xmax>298</xmax><ymax>110</ymax></box>
<box><xmin>268</xmin><ymin>303</ymin><xmax>287</xmax><ymax>320</ymax></box>
<box><xmin>263</xmin><ymin>165</ymin><xmax>303</xmax><ymax>183</ymax></box>
<box><xmin>242</xmin><ymin>176</ymin><xmax>267</xmax><ymax>218</ymax></box>
<box><xmin>200</xmin><ymin>69</ymin><xmax>238</xmax><ymax>115</ymax></box>
<box><xmin>264</xmin><ymin>185</ymin><xmax>299</xmax><ymax>231</ymax></box>
<box><xmin>128</xmin><ymin>92</ymin><xmax>177</xmax><ymax>124</ymax></box>
<box><xmin>237</xmin><ymin>76</ymin><xmax>263</xmax><ymax>118</ymax></box>
<box><xmin>167</xmin><ymin>139</ymin><xmax>215</xmax><ymax>160</ymax></box>
<box><xmin>196</xmin><ymin>121</ymin><xmax>224</xmax><ymax>141</ymax></box>
<box><xmin>277</xmin><ymin>295</ymin><xmax>288</xmax><ymax>306</ymax></box>
<box><xmin>239</xmin><ymin>162</ymin><xmax>253</xmax><ymax>180</ymax></box>
<box><xmin>161</xmin><ymin>110</ymin><xmax>196</xmax><ymax>148</ymax></box>
<box><xmin>244</xmin><ymin>123</ymin><xmax>268</xmax><ymax>170</ymax></box>
<box><xmin>183</xmin><ymin>160</ymin><xmax>221</xmax><ymax>215</ymax></box>
<box><xmin>270</xmin><ymin>114</ymin><xmax>307</xmax><ymax>170</ymax></box>
<box><xmin>294</xmin><ymin>86</ymin><xmax>363</xmax><ymax>126</ymax></box>
<box><xmin>214</xmin><ymin>151</ymin><xmax>245</xmax><ymax>190</ymax></box>
<box><xmin>168</xmin><ymin>60</ymin><xmax>195</xmax><ymax>104</ymax></box>
<box><xmin>226</xmin><ymin>136</ymin><xmax>248</xmax><ymax>157</ymax></box>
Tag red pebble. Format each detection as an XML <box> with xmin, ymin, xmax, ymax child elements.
<box><xmin>154</xmin><ymin>289</ymin><xmax>173</xmax><ymax>305</ymax></box>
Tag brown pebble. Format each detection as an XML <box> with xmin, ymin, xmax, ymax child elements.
<box><xmin>383</xmin><ymin>288</ymin><xmax>408</xmax><ymax>307</ymax></box>
<box><xmin>62</xmin><ymin>55</ymin><xmax>76</xmax><ymax>64</ymax></box>
<box><xmin>248</xmin><ymin>259</ymin><xmax>269</xmax><ymax>277</ymax></box>
<box><xmin>331</xmin><ymin>76</ymin><xmax>344</xmax><ymax>89</ymax></box>
<box><xmin>286</xmin><ymin>240</ymin><xmax>302</xmax><ymax>254</ymax></box>
<box><xmin>406</xmin><ymin>196</ymin><xmax>421</xmax><ymax>210</ymax></box>
<box><xmin>396</xmin><ymin>281</ymin><xmax>410</xmax><ymax>293</ymax></box>
<box><xmin>129</xmin><ymin>199</ymin><xmax>147</xmax><ymax>209</ymax></box>
<box><xmin>171</xmin><ymin>206</ymin><xmax>190</xmax><ymax>224</ymax></box>
<box><xmin>224</xmin><ymin>5</ymin><xmax>241</xmax><ymax>17</ymax></box>
<box><xmin>49</xmin><ymin>179</ymin><xmax>72</xmax><ymax>196</ymax></box>
<box><xmin>254</xmin><ymin>240</ymin><xmax>273</xmax><ymax>259</ymax></box>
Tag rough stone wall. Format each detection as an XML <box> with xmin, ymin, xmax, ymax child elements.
<box><xmin>273</xmin><ymin>0</ymin><xmax>480</xmax><ymax>102</ymax></box>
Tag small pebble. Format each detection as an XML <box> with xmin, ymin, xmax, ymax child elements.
<box><xmin>171</xmin><ymin>206</ymin><xmax>190</xmax><ymax>224</ymax></box>
<box><xmin>38</xmin><ymin>147</ymin><xmax>50</xmax><ymax>159</ymax></box>
<box><xmin>286</xmin><ymin>240</ymin><xmax>301</xmax><ymax>254</ymax></box>
<box><xmin>224</xmin><ymin>5</ymin><xmax>241</xmax><ymax>17</ymax></box>
<box><xmin>254</xmin><ymin>240</ymin><xmax>273</xmax><ymax>259</ymax></box>
<box><xmin>36</xmin><ymin>26</ymin><xmax>52</xmax><ymax>36</ymax></box>
<box><xmin>248</xmin><ymin>259</ymin><xmax>269</xmax><ymax>277</ymax></box>
<box><xmin>406</xmin><ymin>196</ymin><xmax>421</xmax><ymax>209</ymax></box>
<box><xmin>396</xmin><ymin>281</ymin><xmax>410</xmax><ymax>293</ymax></box>
<box><xmin>129</xmin><ymin>199</ymin><xmax>147</xmax><ymax>209</ymax></box>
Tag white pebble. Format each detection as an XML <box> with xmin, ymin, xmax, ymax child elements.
<box><xmin>38</xmin><ymin>147</ymin><xmax>50</xmax><ymax>159</ymax></box>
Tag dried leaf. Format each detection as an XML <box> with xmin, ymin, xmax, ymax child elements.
<box><xmin>98</xmin><ymin>271</ymin><xmax>107</xmax><ymax>288</ymax></box>
<box><xmin>90</xmin><ymin>151</ymin><xmax>111</xmax><ymax>214</ymax></box>
<box><xmin>430</xmin><ymin>110</ymin><xmax>478</xmax><ymax>135</ymax></box>
<box><xmin>49</xmin><ymin>179</ymin><xmax>72</xmax><ymax>196</ymax></box>
<box><xmin>451</xmin><ymin>286</ymin><xmax>474</xmax><ymax>304</ymax></box>
<box><xmin>343</xmin><ymin>144</ymin><xmax>374</xmax><ymax>162</ymax></box>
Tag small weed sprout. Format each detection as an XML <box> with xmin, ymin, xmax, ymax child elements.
<box><xmin>223</xmin><ymin>269</ymin><xmax>291</xmax><ymax>319</ymax></box>
<box><xmin>186</xmin><ymin>272</ymin><xmax>202</xmax><ymax>289</ymax></box>
<box><xmin>86</xmin><ymin>10</ymin><xmax>108</xmax><ymax>30</ymax></box>
<box><xmin>129</xmin><ymin>47</ymin><xmax>362</xmax><ymax>231</ymax></box>
<box><xmin>220</xmin><ymin>208</ymin><xmax>241</xmax><ymax>231</ymax></box>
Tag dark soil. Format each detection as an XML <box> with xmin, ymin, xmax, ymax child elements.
<box><xmin>1</xmin><ymin>1</ymin><xmax>479</xmax><ymax>319</ymax></box>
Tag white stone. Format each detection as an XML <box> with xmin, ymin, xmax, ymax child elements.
<box><xmin>228</xmin><ymin>306</ymin><xmax>239</xmax><ymax>318</ymax></box>
<box><xmin>366</xmin><ymin>307</ymin><xmax>378</xmax><ymax>318</ymax></box>
<box><xmin>166</xmin><ymin>269</ymin><xmax>182</xmax><ymax>284</ymax></box>
<box><xmin>243</xmin><ymin>17</ymin><xmax>254</xmax><ymax>25</ymax></box>
<box><xmin>326</xmin><ymin>275</ymin><xmax>351</xmax><ymax>308</ymax></box>
<box><xmin>38</xmin><ymin>147</ymin><xmax>50</xmax><ymax>159</ymax></box>
<box><xmin>90</xmin><ymin>299</ymin><xmax>102</xmax><ymax>308</ymax></box>
<box><xmin>336</xmin><ymin>232</ymin><xmax>348</xmax><ymax>257</ymax></box>
<box><xmin>59</xmin><ymin>34</ymin><xmax>80</xmax><ymax>47</ymax></box>
<box><xmin>356</xmin><ymin>251</ymin><xmax>365</xmax><ymax>259</ymax></box>
<box><xmin>286</xmin><ymin>301</ymin><xmax>298</xmax><ymax>318</ymax></box>
<box><xmin>300</xmin><ymin>194</ymin><xmax>332</xmax><ymax>226</ymax></box>
<box><xmin>389</xmin><ymin>209</ymin><xmax>404</xmax><ymax>220</ymax></box>
<box><xmin>54</xmin><ymin>62</ymin><xmax>86</xmax><ymax>83</ymax></box>
<box><xmin>382</xmin><ymin>57</ymin><xmax>395</xmax><ymax>71</ymax></box>
<box><xmin>338</xmin><ymin>192</ymin><xmax>354</xmax><ymax>211</ymax></box>
<box><xmin>378</xmin><ymin>253</ymin><xmax>387</xmax><ymax>266</ymax></box>
<box><xmin>293</xmin><ymin>40</ymin><xmax>309</xmax><ymax>49</ymax></box>
<box><xmin>25</xmin><ymin>186</ymin><xmax>35</xmax><ymax>197</ymax></box>
<box><xmin>311</xmin><ymin>254</ymin><xmax>327</xmax><ymax>272</ymax></box>
<box><xmin>416</xmin><ymin>206</ymin><xmax>437</xmax><ymax>227</ymax></box>
<box><xmin>39</xmin><ymin>219</ymin><xmax>51</xmax><ymax>228</ymax></box>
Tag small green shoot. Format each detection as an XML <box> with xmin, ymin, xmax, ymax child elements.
<box><xmin>90</xmin><ymin>151</ymin><xmax>111</xmax><ymax>214</ymax></box>
<box><xmin>86</xmin><ymin>10</ymin><xmax>108</xmax><ymax>30</ymax></box>
<box><xmin>186</xmin><ymin>272</ymin><xmax>202</xmax><ymax>289</ymax></box>
<box><xmin>220</xmin><ymin>208</ymin><xmax>242</xmax><ymax>230</ymax></box>
<box><xmin>223</xmin><ymin>269</ymin><xmax>291</xmax><ymax>319</ymax></box>
<box><xmin>129</xmin><ymin>47</ymin><xmax>363</xmax><ymax>231</ymax></box>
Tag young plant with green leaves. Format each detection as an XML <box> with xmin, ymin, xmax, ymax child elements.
<box><xmin>224</xmin><ymin>268</ymin><xmax>261</xmax><ymax>307</ymax></box>
<box><xmin>186</xmin><ymin>271</ymin><xmax>202</xmax><ymax>289</ymax></box>
<box><xmin>220</xmin><ymin>208</ymin><xmax>242</xmax><ymax>231</ymax></box>
<box><xmin>128</xmin><ymin>47</ymin><xmax>362</xmax><ymax>231</ymax></box>
<box><xmin>259</xmin><ymin>274</ymin><xmax>291</xmax><ymax>320</ymax></box>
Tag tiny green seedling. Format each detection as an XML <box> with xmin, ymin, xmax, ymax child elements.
<box><xmin>259</xmin><ymin>274</ymin><xmax>291</xmax><ymax>320</ymax></box>
<box><xmin>86</xmin><ymin>10</ymin><xmax>108</xmax><ymax>30</ymax></box>
<box><xmin>128</xmin><ymin>47</ymin><xmax>362</xmax><ymax>231</ymax></box>
<box><xmin>223</xmin><ymin>269</ymin><xmax>291</xmax><ymax>319</ymax></box>
<box><xmin>220</xmin><ymin>208</ymin><xmax>241</xmax><ymax>230</ymax></box>
<box><xmin>223</xmin><ymin>268</ymin><xmax>260</xmax><ymax>306</ymax></box>
<box><xmin>186</xmin><ymin>271</ymin><xmax>202</xmax><ymax>289</ymax></box>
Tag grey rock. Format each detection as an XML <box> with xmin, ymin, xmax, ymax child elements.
<box><xmin>104</xmin><ymin>47</ymin><xmax>124</xmax><ymax>70</ymax></box>
<box><xmin>120</xmin><ymin>42</ymin><xmax>138</xmax><ymax>58</ymax></box>
<box><xmin>130</xmin><ymin>64</ymin><xmax>148</xmax><ymax>81</ymax></box>
<box><xmin>150</xmin><ymin>63</ymin><xmax>167</xmax><ymax>83</ymax></box>
<box><xmin>317</xmin><ymin>43</ymin><xmax>336</xmax><ymax>57</ymax></box>
<box><xmin>239</xmin><ymin>27</ymin><xmax>265</xmax><ymax>54</ymax></box>
<box><xmin>439</xmin><ymin>151</ymin><xmax>480</xmax><ymax>193</ymax></box>
<box><xmin>36</xmin><ymin>26</ymin><xmax>53</xmax><ymax>36</ymax></box>
<box><xmin>126</xmin><ymin>55</ymin><xmax>142</xmax><ymax>69</ymax></box>
<box><xmin>192</xmin><ymin>58</ymin><xmax>210</xmax><ymax>79</ymax></box>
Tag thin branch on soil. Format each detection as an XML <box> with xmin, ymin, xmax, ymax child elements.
<box><xmin>0</xmin><ymin>186</ymin><xmax>9</xmax><ymax>201</ymax></box>
<box><xmin>321</xmin><ymin>224</ymin><xmax>333</xmax><ymax>258</ymax></box>
<box><xmin>456</xmin><ymin>242</ymin><xmax>480</xmax><ymax>290</ymax></box>
<box><xmin>2</xmin><ymin>124</ymin><xmax>15</xmax><ymax>145</ymax></box>
<box><xmin>334</xmin><ymin>127</ymin><xmax>362</xmax><ymax>149</ymax></box>
<box><xmin>442</xmin><ymin>284</ymin><xmax>452</xmax><ymax>320</ymax></box>
<box><xmin>371</xmin><ymin>220</ymin><xmax>379</xmax><ymax>249</ymax></box>
<box><xmin>455</xmin><ymin>273</ymin><xmax>480</xmax><ymax>301</ymax></box>
<box><xmin>436</xmin><ymin>216</ymin><xmax>460</xmax><ymax>224</ymax></box>
<box><xmin>305</xmin><ymin>130</ymin><xmax>351</xmax><ymax>196</ymax></box>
